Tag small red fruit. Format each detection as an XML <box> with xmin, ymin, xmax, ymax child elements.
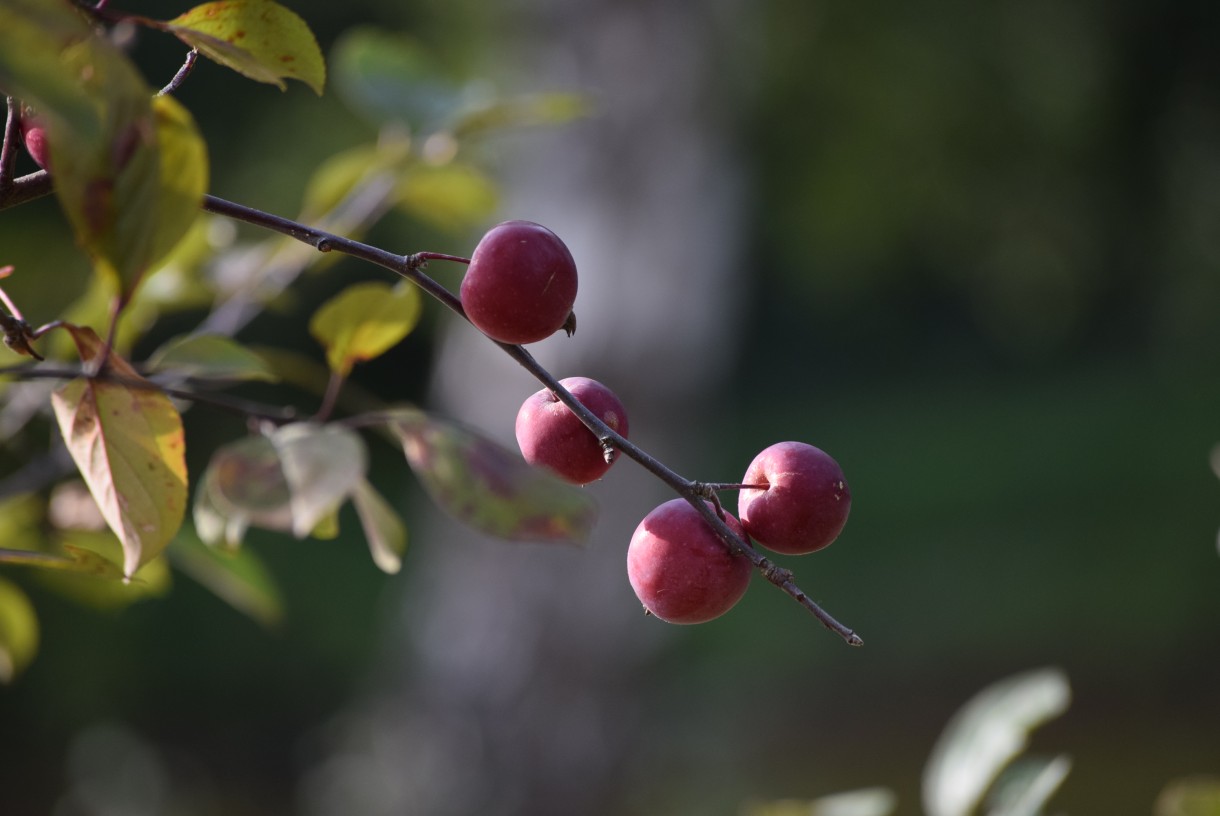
<box><xmin>460</xmin><ymin>220</ymin><xmax>578</xmax><ymax>345</ymax></box>
<box><xmin>19</xmin><ymin>111</ymin><xmax>50</xmax><ymax>170</ymax></box>
<box><xmin>738</xmin><ymin>441</ymin><xmax>850</xmax><ymax>555</ymax></box>
<box><xmin>627</xmin><ymin>499</ymin><xmax>752</xmax><ymax>624</ymax></box>
<box><xmin>516</xmin><ymin>376</ymin><xmax>628</xmax><ymax>485</ymax></box>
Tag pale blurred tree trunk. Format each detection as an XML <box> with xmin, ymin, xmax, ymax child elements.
<box><xmin>303</xmin><ymin>2</ymin><xmax>750</xmax><ymax>813</ymax></box>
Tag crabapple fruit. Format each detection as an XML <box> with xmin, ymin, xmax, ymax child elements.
<box><xmin>738</xmin><ymin>441</ymin><xmax>850</xmax><ymax>555</ymax></box>
<box><xmin>516</xmin><ymin>376</ymin><xmax>628</xmax><ymax>485</ymax></box>
<box><xmin>627</xmin><ymin>499</ymin><xmax>752</xmax><ymax>624</ymax></box>
<box><xmin>459</xmin><ymin>220</ymin><xmax>578</xmax><ymax>345</ymax></box>
<box><xmin>19</xmin><ymin>112</ymin><xmax>50</xmax><ymax>170</ymax></box>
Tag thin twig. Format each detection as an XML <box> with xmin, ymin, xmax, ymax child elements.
<box><xmin>0</xmin><ymin>363</ymin><xmax>299</xmax><ymax>423</ymax></box>
<box><xmin>0</xmin><ymin>98</ymin><xmax>20</xmax><ymax>199</ymax></box>
<box><xmin>159</xmin><ymin>49</ymin><xmax>198</xmax><ymax>96</ymax></box>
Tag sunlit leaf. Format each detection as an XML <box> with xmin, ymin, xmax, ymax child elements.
<box><xmin>270</xmin><ymin>423</ymin><xmax>367</xmax><ymax>538</ymax></box>
<box><xmin>0</xmin><ymin>578</ymin><xmax>38</xmax><ymax>684</ymax></box>
<box><xmin>923</xmin><ymin>667</ymin><xmax>1071</xmax><ymax>816</ymax></box>
<box><xmin>309</xmin><ymin>281</ymin><xmax>422</xmax><ymax>377</ymax></box>
<box><xmin>396</xmin><ymin>163</ymin><xmax>499</xmax><ymax>231</ymax></box>
<box><xmin>351</xmin><ymin>478</ymin><xmax>406</xmax><ymax>574</ymax></box>
<box><xmin>50</xmin><ymin>326</ymin><xmax>188</xmax><ymax>578</ymax></box>
<box><xmin>330</xmin><ymin>27</ymin><xmax>461</xmax><ymax>127</ymax></box>
<box><xmin>1156</xmin><ymin>777</ymin><xmax>1220</xmax><ymax>816</ymax></box>
<box><xmin>164</xmin><ymin>0</ymin><xmax>326</xmax><ymax>94</ymax></box>
<box><xmin>985</xmin><ymin>756</ymin><xmax>1071</xmax><ymax>816</ymax></box>
<box><xmin>169</xmin><ymin>529</ymin><xmax>283</xmax><ymax>627</ymax></box>
<box><xmin>36</xmin><ymin>530</ymin><xmax>171</xmax><ymax>609</ymax></box>
<box><xmin>146</xmin><ymin>333</ymin><xmax>278</xmax><ymax>382</ymax></box>
<box><xmin>386</xmin><ymin>407</ymin><xmax>597</xmax><ymax>544</ymax></box>
<box><xmin>744</xmin><ymin>788</ymin><xmax>898</xmax><ymax>816</ymax></box>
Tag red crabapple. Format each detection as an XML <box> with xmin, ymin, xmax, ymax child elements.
<box><xmin>19</xmin><ymin>111</ymin><xmax>50</xmax><ymax>170</ymax></box>
<box><xmin>627</xmin><ymin>499</ymin><xmax>752</xmax><ymax>624</ymax></box>
<box><xmin>516</xmin><ymin>376</ymin><xmax>628</xmax><ymax>485</ymax></box>
<box><xmin>738</xmin><ymin>441</ymin><xmax>850</xmax><ymax>555</ymax></box>
<box><xmin>459</xmin><ymin>220</ymin><xmax>578</xmax><ymax>344</ymax></box>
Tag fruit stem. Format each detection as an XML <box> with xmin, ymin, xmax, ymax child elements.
<box><xmin>0</xmin><ymin>98</ymin><xmax>19</xmax><ymax>199</ymax></box>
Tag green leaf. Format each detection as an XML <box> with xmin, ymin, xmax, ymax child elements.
<box><xmin>50</xmin><ymin>326</ymin><xmax>188</xmax><ymax>577</ymax></box>
<box><xmin>0</xmin><ymin>0</ymin><xmax>99</xmax><ymax>142</ymax></box>
<box><xmin>146</xmin><ymin>333</ymin><xmax>278</xmax><ymax>382</ymax></box>
<box><xmin>1156</xmin><ymin>778</ymin><xmax>1220</xmax><ymax>816</ymax></box>
<box><xmin>923</xmin><ymin>667</ymin><xmax>1071</xmax><ymax>816</ymax></box>
<box><xmin>35</xmin><ymin>530</ymin><xmax>171</xmax><ymax>609</ymax></box>
<box><xmin>270</xmin><ymin>423</ymin><xmax>367</xmax><ymax>537</ymax></box>
<box><xmin>195</xmin><ymin>433</ymin><xmax>293</xmax><ymax>548</ymax></box>
<box><xmin>387</xmin><ymin>408</ymin><xmax>597</xmax><ymax>544</ymax></box>
<box><xmin>330</xmin><ymin>27</ymin><xmax>461</xmax><ymax>127</ymax></box>
<box><xmin>195</xmin><ymin>423</ymin><xmax>367</xmax><ymax>545</ymax></box>
<box><xmin>309</xmin><ymin>281</ymin><xmax>422</xmax><ymax>377</ymax></box>
<box><xmin>0</xmin><ymin>578</ymin><xmax>38</xmax><ymax>684</ymax></box>
<box><xmin>300</xmin><ymin>138</ymin><xmax>410</xmax><ymax>220</ymax></box>
<box><xmin>164</xmin><ymin>0</ymin><xmax>326</xmax><ymax>94</ymax></box>
<box><xmin>169</xmin><ymin>529</ymin><xmax>283</xmax><ymax>627</ymax></box>
<box><xmin>351</xmin><ymin>478</ymin><xmax>406</xmax><ymax>574</ymax></box>
<box><xmin>396</xmin><ymin>164</ymin><xmax>499</xmax><ymax>232</ymax></box>
<box><xmin>6</xmin><ymin>14</ymin><xmax>210</xmax><ymax>304</ymax></box>
<box><xmin>0</xmin><ymin>545</ymin><xmax>125</xmax><ymax>579</ymax></box>
<box><xmin>451</xmin><ymin>92</ymin><xmax>595</xmax><ymax>139</ymax></box>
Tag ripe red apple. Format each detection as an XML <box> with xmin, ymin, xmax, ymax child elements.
<box><xmin>516</xmin><ymin>376</ymin><xmax>628</xmax><ymax>485</ymax></box>
<box><xmin>737</xmin><ymin>441</ymin><xmax>850</xmax><ymax>555</ymax></box>
<box><xmin>627</xmin><ymin>499</ymin><xmax>752</xmax><ymax>624</ymax></box>
<box><xmin>459</xmin><ymin>220</ymin><xmax>578</xmax><ymax>345</ymax></box>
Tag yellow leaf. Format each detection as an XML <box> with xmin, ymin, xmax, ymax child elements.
<box><xmin>309</xmin><ymin>281</ymin><xmax>422</xmax><ymax>377</ymax></box>
<box><xmin>165</xmin><ymin>0</ymin><xmax>326</xmax><ymax>94</ymax></box>
<box><xmin>50</xmin><ymin>326</ymin><xmax>188</xmax><ymax>577</ymax></box>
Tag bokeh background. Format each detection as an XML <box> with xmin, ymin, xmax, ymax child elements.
<box><xmin>2</xmin><ymin>0</ymin><xmax>1218</xmax><ymax>814</ymax></box>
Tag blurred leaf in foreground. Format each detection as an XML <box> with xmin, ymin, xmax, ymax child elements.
<box><xmin>1157</xmin><ymin>777</ymin><xmax>1220</xmax><ymax>816</ymax></box>
<box><xmin>169</xmin><ymin>530</ymin><xmax>283</xmax><ymax>627</ymax></box>
<box><xmin>0</xmin><ymin>577</ymin><xmax>38</xmax><ymax>684</ymax></box>
<box><xmin>743</xmin><ymin>788</ymin><xmax>897</xmax><ymax>816</ymax></box>
<box><xmin>923</xmin><ymin>667</ymin><xmax>1071</xmax><ymax>816</ymax></box>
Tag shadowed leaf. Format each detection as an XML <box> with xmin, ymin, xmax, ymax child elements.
<box><xmin>309</xmin><ymin>281</ymin><xmax>422</xmax><ymax>377</ymax></box>
<box><xmin>923</xmin><ymin>667</ymin><xmax>1071</xmax><ymax>816</ymax></box>
<box><xmin>195</xmin><ymin>433</ymin><xmax>292</xmax><ymax>548</ymax></box>
<box><xmin>386</xmin><ymin>408</ymin><xmax>596</xmax><ymax>544</ymax></box>
<box><xmin>165</xmin><ymin>0</ymin><xmax>326</xmax><ymax>94</ymax></box>
<box><xmin>351</xmin><ymin>478</ymin><xmax>406</xmax><ymax>574</ymax></box>
<box><xmin>146</xmin><ymin>333</ymin><xmax>278</xmax><ymax>382</ymax></box>
<box><xmin>51</xmin><ymin>326</ymin><xmax>188</xmax><ymax>578</ymax></box>
<box><xmin>195</xmin><ymin>424</ymin><xmax>366</xmax><ymax>546</ymax></box>
<box><xmin>330</xmin><ymin>27</ymin><xmax>460</xmax><ymax>127</ymax></box>
<box><xmin>169</xmin><ymin>529</ymin><xmax>284</xmax><ymax>627</ymax></box>
<box><xmin>0</xmin><ymin>545</ymin><xmax>125</xmax><ymax>579</ymax></box>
